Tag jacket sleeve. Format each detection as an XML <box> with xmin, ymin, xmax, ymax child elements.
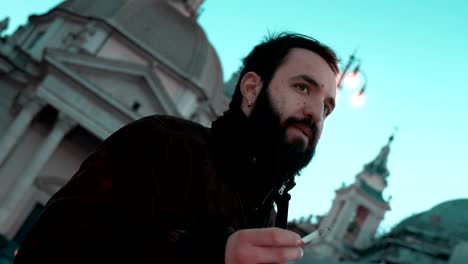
<box><xmin>14</xmin><ymin>117</ymin><xmax>178</xmax><ymax>264</ymax></box>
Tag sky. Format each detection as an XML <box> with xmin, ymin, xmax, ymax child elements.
<box><xmin>2</xmin><ymin>0</ymin><xmax>468</xmax><ymax>233</ymax></box>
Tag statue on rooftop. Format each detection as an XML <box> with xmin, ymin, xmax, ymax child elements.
<box><xmin>0</xmin><ymin>17</ymin><xmax>9</xmax><ymax>35</ymax></box>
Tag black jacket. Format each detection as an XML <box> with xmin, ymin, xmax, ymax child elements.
<box><xmin>15</xmin><ymin>109</ymin><xmax>295</xmax><ymax>263</ymax></box>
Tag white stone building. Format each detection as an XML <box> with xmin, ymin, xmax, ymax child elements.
<box><xmin>303</xmin><ymin>135</ymin><xmax>394</xmax><ymax>260</ymax></box>
<box><xmin>0</xmin><ymin>0</ymin><xmax>226</xmax><ymax>243</ymax></box>
<box><xmin>289</xmin><ymin>136</ymin><xmax>468</xmax><ymax>264</ymax></box>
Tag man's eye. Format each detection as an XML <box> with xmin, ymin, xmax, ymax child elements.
<box><xmin>294</xmin><ymin>84</ymin><xmax>309</xmax><ymax>94</ymax></box>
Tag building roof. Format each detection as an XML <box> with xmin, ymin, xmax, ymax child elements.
<box><xmin>54</xmin><ymin>0</ymin><xmax>224</xmax><ymax>107</ymax></box>
<box><xmin>392</xmin><ymin>199</ymin><xmax>468</xmax><ymax>242</ymax></box>
<box><xmin>362</xmin><ymin>134</ymin><xmax>394</xmax><ymax>179</ymax></box>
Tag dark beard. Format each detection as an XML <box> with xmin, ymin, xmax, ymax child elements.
<box><xmin>248</xmin><ymin>84</ymin><xmax>316</xmax><ymax>178</ymax></box>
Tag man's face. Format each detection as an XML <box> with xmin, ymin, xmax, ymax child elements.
<box><xmin>249</xmin><ymin>48</ymin><xmax>337</xmax><ymax>174</ymax></box>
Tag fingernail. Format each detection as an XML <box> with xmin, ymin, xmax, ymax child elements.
<box><xmin>298</xmin><ymin>239</ymin><xmax>304</xmax><ymax>246</ymax></box>
<box><xmin>299</xmin><ymin>248</ymin><xmax>304</xmax><ymax>258</ymax></box>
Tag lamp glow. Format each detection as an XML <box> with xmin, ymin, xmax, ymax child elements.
<box><xmin>343</xmin><ymin>73</ymin><xmax>361</xmax><ymax>90</ymax></box>
<box><xmin>350</xmin><ymin>92</ymin><xmax>365</xmax><ymax>107</ymax></box>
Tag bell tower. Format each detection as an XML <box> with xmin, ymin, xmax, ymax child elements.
<box><xmin>310</xmin><ymin>133</ymin><xmax>395</xmax><ymax>258</ymax></box>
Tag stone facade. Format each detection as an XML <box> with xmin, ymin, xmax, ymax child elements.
<box><xmin>0</xmin><ymin>0</ymin><xmax>227</xmax><ymax>242</ymax></box>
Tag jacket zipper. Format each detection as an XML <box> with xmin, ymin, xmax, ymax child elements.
<box><xmin>278</xmin><ymin>178</ymin><xmax>290</xmax><ymax>196</ymax></box>
<box><xmin>237</xmin><ymin>178</ymin><xmax>291</xmax><ymax>227</ymax></box>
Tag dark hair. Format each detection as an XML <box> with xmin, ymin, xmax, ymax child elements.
<box><xmin>229</xmin><ymin>32</ymin><xmax>340</xmax><ymax>110</ymax></box>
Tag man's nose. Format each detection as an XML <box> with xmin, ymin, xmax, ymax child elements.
<box><xmin>303</xmin><ymin>102</ymin><xmax>324</xmax><ymax>123</ymax></box>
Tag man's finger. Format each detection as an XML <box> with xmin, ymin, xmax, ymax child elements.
<box><xmin>252</xmin><ymin>246</ymin><xmax>303</xmax><ymax>263</ymax></box>
<box><xmin>243</xmin><ymin>227</ymin><xmax>302</xmax><ymax>247</ymax></box>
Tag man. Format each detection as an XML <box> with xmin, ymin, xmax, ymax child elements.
<box><xmin>15</xmin><ymin>32</ymin><xmax>339</xmax><ymax>264</ymax></box>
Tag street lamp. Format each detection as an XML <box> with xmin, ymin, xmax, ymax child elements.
<box><xmin>336</xmin><ymin>51</ymin><xmax>368</xmax><ymax>108</ymax></box>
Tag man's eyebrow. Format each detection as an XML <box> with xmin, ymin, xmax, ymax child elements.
<box><xmin>293</xmin><ymin>74</ymin><xmax>323</xmax><ymax>89</ymax></box>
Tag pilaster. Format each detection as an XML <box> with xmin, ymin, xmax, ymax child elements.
<box><xmin>0</xmin><ymin>113</ymin><xmax>76</xmax><ymax>233</ymax></box>
<box><xmin>0</xmin><ymin>97</ymin><xmax>45</xmax><ymax>167</ymax></box>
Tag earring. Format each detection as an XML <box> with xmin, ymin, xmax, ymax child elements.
<box><xmin>247</xmin><ymin>100</ymin><xmax>252</xmax><ymax>107</ymax></box>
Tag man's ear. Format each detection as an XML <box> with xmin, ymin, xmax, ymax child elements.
<box><xmin>240</xmin><ymin>72</ymin><xmax>262</xmax><ymax>109</ymax></box>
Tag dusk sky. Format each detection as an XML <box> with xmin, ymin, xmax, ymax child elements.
<box><xmin>2</xmin><ymin>0</ymin><xmax>467</xmax><ymax>232</ymax></box>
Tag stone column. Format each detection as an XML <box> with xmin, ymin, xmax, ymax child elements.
<box><xmin>0</xmin><ymin>98</ymin><xmax>44</xmax><ymax>167</ymax></box>
<box><xmin>353</xmin><ymin>213</ymin><xmax>381</xmax><ymax>249</ymax></box>
<box><xmin>328</xmin><ymin>201</ymin><xmax>357</xmax><ymax>241</ymax></box>
<box><xmin>319</xmin><ymin>199</ymin><xmax>342</xmax><ymax>231</ymax></box>
<box><xmin>0</xmin><ymin>113</ymin><xmax>76</xmax><ymax>232</ymax></box>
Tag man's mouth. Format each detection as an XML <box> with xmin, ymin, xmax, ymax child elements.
<box><xmin>291</xmin><ymin>124</ymin><xmax>313</xmax><ymax>141</ymax></box>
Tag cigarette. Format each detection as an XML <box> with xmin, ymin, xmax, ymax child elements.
<box><xmin>301</xmin><ymin>226</ymin><xmax>330</xmax><ymax>244</ymax></box>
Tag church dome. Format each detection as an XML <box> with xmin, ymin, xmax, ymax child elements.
<box><xmin>392</xmin><ymin>199</ymin><xmax>468</xmax><ymax>241</ymax></box>
<box><xmin>55</xmin><ymin>0</ymin><xmax>223</xmax><ymax>104</ymax></box>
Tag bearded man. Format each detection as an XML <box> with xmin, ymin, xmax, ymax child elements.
<box><xmin>15</xmin><ymin>32</ymin><xmax>339</xmax><ymax>264</ymax></box>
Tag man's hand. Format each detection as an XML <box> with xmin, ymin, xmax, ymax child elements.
<box><xmin>225</xmin><ymin>227</ymin><xmax>304</xmax><ymax>264</ymax></box>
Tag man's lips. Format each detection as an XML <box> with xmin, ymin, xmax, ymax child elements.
<box><xmin>291</xmin><ymin>124</ymin><xmax>313</xmax><ymax>140</ymax></box>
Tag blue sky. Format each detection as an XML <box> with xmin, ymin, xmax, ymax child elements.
<box><xmin>2</xmin><ymin>1</ymin><xmax>467</xmax><ymax>232</ymax></box>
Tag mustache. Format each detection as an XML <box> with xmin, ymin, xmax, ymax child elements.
<box><xmin>284</xmin><ymin>118</ymin><xmax>317</xmax><ymax>136</ymax></box>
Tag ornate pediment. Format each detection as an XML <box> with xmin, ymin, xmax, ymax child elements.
<box><xmin>33</xmin><ymin>49</ymin><xmax>182</xmax><ymax>139</ymax></box>
<box><xmin>44</xmin><ymin>49</ymin><xmax>180</xmax><ymax>118</ymax></box>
